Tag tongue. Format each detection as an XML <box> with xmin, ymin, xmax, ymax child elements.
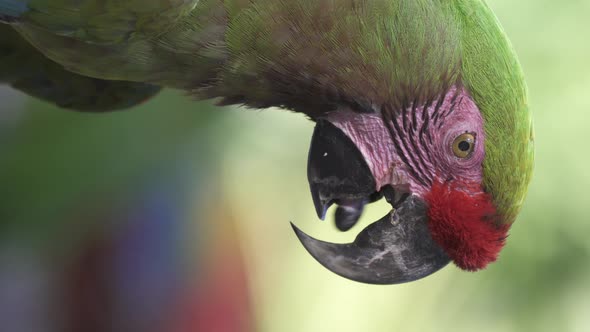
<box><xmin>334</xmin><ymin>198</ymin><xmax>368</xmax><ymax>231</ymax></box>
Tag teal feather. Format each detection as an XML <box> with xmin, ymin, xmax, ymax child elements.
<box><xmin>0</xmin><ymin>24</ymin><xmax>161</xmax><ymax>111</ymax></box>
<box><xmin>0</xmin><ymin>0</ymin><xmax>28</xmax><ymax>22</ymax></box>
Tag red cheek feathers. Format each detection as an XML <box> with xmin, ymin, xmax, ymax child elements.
<box><xmin>425</xmin><ymin>180</ymin><xmax>510</xmax><ymax>271</ymax></box>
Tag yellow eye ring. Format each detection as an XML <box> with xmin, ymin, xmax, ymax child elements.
<box><xmin>452</xmin><ymin>133</ymin><xmax>476</xmax><ymax>158</ymax></box>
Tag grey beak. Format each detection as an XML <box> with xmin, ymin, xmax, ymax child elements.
<box><xmin>307</xmin><ymin>120</ymin><xmax>377</xmax><ymax>225</ymax></box>
<box><xmin>292</xmin><ymin>195</ymin><xmax>450</xmax><ymax>284</ymax></box>
<box><xmin>293</xmin><ymin>120</ymin><xmax>450</xmax><ymax>285</ymax></box>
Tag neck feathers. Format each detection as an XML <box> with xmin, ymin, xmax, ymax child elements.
<box><xmin>203</xmin><ymin>0</ymin><xmax>462</xmax><ymax>116</ymax></box>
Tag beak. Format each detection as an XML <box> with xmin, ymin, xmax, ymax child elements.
<box><xmin>292</xmin><ymin>120</ymin><xmax>451</xmax><ymax>284</ymax></box>
<box><xmin>307</xmin><ymin>120</ymin><xmax>379</xmax><ymax>228</ymax></box>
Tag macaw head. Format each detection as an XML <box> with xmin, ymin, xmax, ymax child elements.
<box><xmin>277</xmin><ymin>3</ymin><xmax>535</xmax><ymax>284</ymax></box>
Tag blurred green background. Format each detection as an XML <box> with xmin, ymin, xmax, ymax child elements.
<box><xmin>1</xmin><ymin>1</ymin><xmax>589</xmax><ymax>331</ymax></box>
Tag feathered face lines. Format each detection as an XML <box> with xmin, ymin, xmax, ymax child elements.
<box><xmin>310</xmin><ymin>84</ymin><xmax>507</xmax><ymax>273</ymax></box>
<box><xmin>383</xmin><ymin>85</ymin><xmax>486</xmax><ymax>193</ymax></box>
<box><xmin>328</xmin><ymin>85</ymin><xmax>486</xmax><ymax>197</ymax></box>
<box><xmin>297</xmin><ymin>84</ymin><xmax>500</xmax><ymax>283</ymax></box>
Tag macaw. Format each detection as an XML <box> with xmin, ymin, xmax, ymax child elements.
<box><xmin>0</xmin><ymin>0</ymin><xmax>534</xmax><ymax>284</ymax></box>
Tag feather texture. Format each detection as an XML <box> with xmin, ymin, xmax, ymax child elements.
<box><xmin>0</xmin><ymin>24</ymin><xmax>161</xmax><ymax>111</ymax></box>
<box><xmin>0</xmin><ymin>0</ymin><xmax>533</xmax><ymax>220</ymax></box>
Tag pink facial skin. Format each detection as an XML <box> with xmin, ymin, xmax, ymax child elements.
<box><xmin>325</xmin><ymin>86</ymin><xmax>486</xmax><ymax>197</ymax></box>
<box><xmin>324</xmin><ymin>86</ymin><xmax>507</xmax><ymax>271</ymax></box>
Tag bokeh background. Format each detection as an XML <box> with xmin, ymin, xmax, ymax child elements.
<box><xmin>1</xmin><ymin>1</ymin><xmax>589</xmax><ymax>331</ymax></box>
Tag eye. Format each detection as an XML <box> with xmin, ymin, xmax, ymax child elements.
<box><xmin>452</xmin><ymin>133</ymin><xmax>476</xmax><ymax>158</ymax></box>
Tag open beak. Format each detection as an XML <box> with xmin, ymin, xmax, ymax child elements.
<box><xmin>291</xmin><ymin>120</ymin><xmax>450</xmax><ymax>284</ymax></box>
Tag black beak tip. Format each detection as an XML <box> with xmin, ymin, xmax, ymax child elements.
<box><xmin>310</xmin><ymin>190</ymin><xmax>330</xmax><ymax>220</ymax></box>
<box><xmin>290</xmin><ymin>222</ymin><xmax>302</xmax><ymax>238</ymax></box>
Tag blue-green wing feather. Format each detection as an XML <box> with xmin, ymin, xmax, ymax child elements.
<box><xmin>1</xmin><ymin>24</ymin><xmax>161</xmax><ymax>112</ymax></box>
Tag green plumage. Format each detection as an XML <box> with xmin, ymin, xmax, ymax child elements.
<box><xmin>453</xmin><ymin>1</ymin><xmax>533</xmax><ymax>222</ymax></box>
<box><xmin>8</xmin><ymin>0</ymin><xmax>226</xmax><ymax>88</ymax></box>
<box><xmin>0</xmin><ymin>24</ymin><xmax>161</xmax><ymax>111</ymax></box>
<box><xmin>0</xmin><ymin>0</ymin><xmax>533</xmax><ymax>222</ymax></box>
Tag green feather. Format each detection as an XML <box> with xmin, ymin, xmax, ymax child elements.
<box><xmin>1</xmin><ymin>0</ymin><xmax>533</xmax><ymax>221</ymax></box>
<box><xmin>454</xmin><ymin>0</ymin><xmax>533</xmax><ymax>222</ymax></box>
<box><xmin>23</xmin><ymin>0</ymin><xmax>199</xmax><ymax>42</ymax></box>
<box><xmin>9</xmin><ymin>0</ymin><xmax>226</xmax><ymax>88</ymax></box>
<box><xmin>220</xmin><ymin>0</ymin><xmax>533</xmax><ymax>221</ymax></box>
<box><xmin>0</xmin><ymin>24</ymin><xmax>161</xmax><ymax>111</ymax></box>
<box><xmin>218</xmin><ymin>0</ymin><xmax>463</xmax><ymax>110</ymax></box>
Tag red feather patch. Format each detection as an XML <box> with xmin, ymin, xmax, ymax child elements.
<box><xmin>425</xmin><ymin>180</ymin><xmax>509</xmax><ymax>271</ymax></box>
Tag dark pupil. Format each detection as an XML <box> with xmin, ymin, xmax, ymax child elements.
<box><xmin>458</xmin><ymin>141</ymin><xmax>471</xmax><ymax>152</ymax></box>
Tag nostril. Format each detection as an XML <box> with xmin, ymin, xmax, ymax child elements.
<box><xmin>382</xmin><ymin>185</ymin><xmax>396</xmax><ymax>204</ymax></box>
<box><xmin>368</xmin><ymin>191</ymin><xmax>384</xmax><ymax>203</ymax></box>
<box><xmin>381</xmin><ymin>185</ymin><xmax>410</xmax><ymax>208</ymax></box>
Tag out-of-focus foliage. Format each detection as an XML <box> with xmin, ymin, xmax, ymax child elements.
<box><xmin>0</xmin><ymin>90</ymin><xmax>254</xmax><ymax>331</ymax></box>
<box><xmin>0</xmin><ymin>91</ymin><xmax>221</xmax><ymax>249</ymax></box>
<box><xmin>0</xmin><ymin>1</ymin><xmax>589</xmax><ymax>331</ymax></box>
